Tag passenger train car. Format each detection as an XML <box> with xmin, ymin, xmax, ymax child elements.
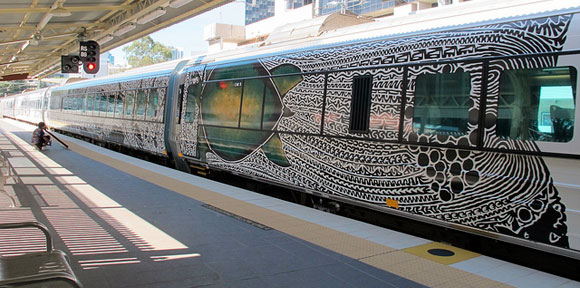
<box><xmin>2</xmin><ymin>1</ymin><xmax>579</xmax><ymax>260</ymax></box>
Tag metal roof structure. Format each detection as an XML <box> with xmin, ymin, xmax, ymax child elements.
<box><xmin>0</xmin><ymin>0</ymin><xmax>231</xmax><ymax>80</ymax></box>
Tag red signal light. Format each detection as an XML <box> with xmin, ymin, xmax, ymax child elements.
<box><xmin>87</xmin><ymin>63</ymin><xmax>96</xmax><ymax>71</ymax></box>
<box><xmin>219</xmin><ymin>81</ymin><xmax>227</xmax><ymax>89</ymax></box>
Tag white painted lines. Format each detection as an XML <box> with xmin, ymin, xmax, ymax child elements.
<box><xmin>78</xmin><ymin>257</ymin><xmax>141</xmax><ymax>270</ymax></box>
<box><xmin>0</xmin><ymin>123</ymin><xmax>199</xmax><ymax>272</ymax></box>
<box><xmin>150</xmin><ymin>253</ymin><xmax>201</xmax><ymax>262</ymax></box>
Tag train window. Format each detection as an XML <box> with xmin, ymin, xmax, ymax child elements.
<box><xmin>135</xmin><ymin>89</ymin><xmax>147</xmax><ymax>119</ymax></box>
<box><xmin>81</xmin><ymin>96</ymin><xmax>87</xmax><ymax>113</ymax></box>
<box><xmin>75</xmin><ymin>96</ymin><xmax>81</xmax><ymax>113</ymax></box>
<box><xmin>86</xmin><ymin>94</ymin><xmax>94</xmax><ymax>113</ymax></box>
<box><xmin>184</xmin><ymin>84</ymin><xmax>198</xmax><ymax>123</ymax></box>
<box><xmin>413</xmin><ymin>71</ymin><xmax>471</xmax><ymax>136</ymax></box>
<box><xmin>71</xmin><ymin>96</ymin><xmax>77</xmax><ymax>112</ymax></box>
<box><xmin>349</xmin><ymin>75</ymin><xmax>373</xmax><ymax>133</ymax></box>
<box><xmin>92</xmin><ymin>94</ymin><xmax>100</xmax><ymax>116</ymax></box>
<box><xmin>498</xmin><ymin>67</ymin><xmax>576</xmax><ymax>142</ymax></box>
<box><xmin>71</xmin><ymin>96</ymin><xmax>78</xmax><ymax>112</ymax></box>
<box><xmin>115</xmin><ymin>94</ymin><xmax>124</xmax><ymax>118</ymax></box>
<box><xmin>146</xmin><ymin>88</ymin><xmax>159</xmax><ymax>120</ymax></box>
<box><xmin>66</xmin><ymin>97</ymin><xmax>71</xmax><ymax>112</ymax></box>
<box><xmin>202</xmin><ymin>80</ymin><xmax>242</xmax><ymax>127</ymax></box>
<box><xmin>99</xmin><ymin>94</ymin><xmax>107</xmax><ymax>114</ymax></box>
<box><xmin>207</xmin><ymin>60</ymin><xmax>259</xmax><ymax>80</ymax></box>
<box><xmin>63</xmin><ymin>97</ymin><xmax>69</xmax><ymax>112</ymax></box>
<box><xmin>72</xmin><ymin>96</ymin><xmax>77</xmax><ymax>113</ymax></box>
<box><xmin>50</xmin><ymin>92</ymin><xmax>62</xmax><ymax>110</ymax></box>
<box><xmin>241</xmin><ymin>79</ymin><xmax>264</xmax><ymax>129</ymax></box>
<box><xmin>124</xmin><ymin>91</ymin><xmax>135</xmax><ymax>118</ymax></box>
<box><xmin>107</xmin><ymin>94</ymin><xmax>115</xmax><ymax>117</ymax></box>
<box><xmin>79</xmin><ymin>96</ymin><xmax>85</xmax><ymax>113</ymax></box>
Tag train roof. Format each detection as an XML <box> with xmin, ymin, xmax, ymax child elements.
<box><xmin>184</xmin><ymin>0</ymin><xmax>580</xmax><ymax>69</ymax></box>
<box><xmin>30</xmin><ymin>0</ymin><xmax>580</xmax><ymax>92</ymax></box>
<box><xmin>51</xmin><ymin>59</ymin><xmax>183</xmax><ymax>91</ymax></box>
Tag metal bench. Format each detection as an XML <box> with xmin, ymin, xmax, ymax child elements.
<box><xmin>0</xmin><ymin>222</ymin><xmax>82</xmax><ymax>287</ymax></box>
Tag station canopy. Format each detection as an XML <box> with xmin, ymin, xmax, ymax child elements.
<box><xmin>0</xmin><ymin>0</ymin><xmax>231</xmax><ymax>80</ymax></box>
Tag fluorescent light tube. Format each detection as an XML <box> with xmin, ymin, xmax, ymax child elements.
<box><xmin>169</xmin><ymin>0</ymin><xmax>194</xmax><ymax>8</ymax></box>
<box><xmin>136</xmin><ymin>7</ymin><xmax>166</xmax><ymax>24</ymax></box>
<box><xmin>113</xmin><ymin>23</ymin><xmax>136</xmax><ymax>36</ymax></box>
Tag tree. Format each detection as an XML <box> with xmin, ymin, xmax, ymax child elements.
<box><xmin>0</xmin><ymin>80</ymin><xmax>36</xmax><ymax>96</ymax></box>
<box><xmin>122</xmin><ymin>36</ymin><xmax>172</xmax><ymax>68</ymax></box>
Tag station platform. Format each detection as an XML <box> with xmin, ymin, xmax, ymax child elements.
<box><xmin>0</xmin><ymin>118</ymin><xmax>578</xmax><ymax>288</ymax></box>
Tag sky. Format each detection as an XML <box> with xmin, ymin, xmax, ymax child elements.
<box><xmin>110</xmin><ymin>2</ymin><xmax>246</xmax><ymax>66</ymax></box>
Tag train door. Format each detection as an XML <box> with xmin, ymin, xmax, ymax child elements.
<box><xmin>483</xmin><ymin>53</ymin><xmax>580</xmax><ymax>253</ymax></box>
<box><xmin>177</xmin><ymin>65</ymin><xmax>205</xmax><ymax>162</ymax></box>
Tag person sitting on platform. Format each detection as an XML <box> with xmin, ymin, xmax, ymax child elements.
<box><xmin>31</xmin><ymin>122</ymin><xmax>51</xmax><ymax>150</ymax></box>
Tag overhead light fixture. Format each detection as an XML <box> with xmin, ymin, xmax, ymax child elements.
<box><xmin>136</xmin><ymin>7</ymin><xmax>167</xmax><ymax>24</ymax></box>
<box><xmin>113</xmin><ymin>22</ymin><xmax>136</xmax><ymax>36</ymax></box>
<box><xmin>169</xmin><ymin>0</ymin><xmax>194</xmax><ymax>8</ymax></box>
<box><xmin>50</xmin><ymin>2</ymin><xmax>72</xmax><ymax>17</ymax></box>
<box><xmin>99</xmin><ymin>34</ymin><xmax>114</xmax><ymax>44</ymax></box>
<box><xmin>37</xmin><ymin>14</ymin><xmax>53</xmax><ymax>31</ymax></box>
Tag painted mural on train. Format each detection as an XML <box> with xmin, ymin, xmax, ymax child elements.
<box><xmin>185</xmin><ymin>15</ymin><xmax>573</xmax><ymax>248</ymax></box>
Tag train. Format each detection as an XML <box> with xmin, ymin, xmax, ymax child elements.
<box><xmin>1</xmin><ymin>1</ymin><xmax>579</xmax><ymax>260</ymax></box>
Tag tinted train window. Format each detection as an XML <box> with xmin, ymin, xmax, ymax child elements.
<box><xmin>107</xmin><ymin>94</ymin><xmax>115</xmax><ymax>117</ymax></box>
<box><xmin>202</xmin><ymin>80</ymin><xmax>242</xmax><ymax>127</ymax></box>
<box><xmin>184</xmin><ymin>84</ymin><xmax>198</xmax><ymax>123</ymax></box>
<box><xmin>115</xmin><ymin>94</ymin><xmax>124</xmax><ymax>117</ymax></box>
<box><xmin>124</xmin><ymin>91</ymin><xmax>135</xmax><ymax>118</ymax></box>
<box><xmin>99</xmin><ymin>94</ymin><xmax>107</xmax><ymax>114</ymax></box>
<box><xmin>135</xmin><ymin>90</ymin><xmax>147</xmax><ymax>118</ymax></box>
<box><xmin>498</xmin><ymin>67</ymin><xmax>576</xmax><ymax>142</ymax></box>
<box><xmin>207</xmin><ymin>60</ymin><xmax>259</xmax><ymax>80</ymax></box>
<box><xmin>349</xmin><ymin>75</ymin><xmax>373</xmax><ymax>133</ymax></box>
<box><xmin>413</xmin><ymin>72</ymin><xmax>471</xmax><ymax>136</ymax></box>
<box><xmin>86</xmin><ymin>95</ymin><xmax>94</xmax><ymax>113</ymax></box>
<box><xmin>67</xmin><ymin>97</ymin><xmax>74</xmax><ymax>111</ymax></box>
<box><xmin>80</xmin><ymin>96</ymin><xmax>86</xmax><ymax>113</ymax></box>
<box><xmin>79</xmin><ymin>96</ymin><xmax>85</xmax><ymax>113</ymax></box>
<box><xmin>71</xmin><ymin>96</ymin><xmax>78</xmax><ymax>112</ymax></box>
<box><xmin>146</xmin><ymin>88</ymin><xmax>159</xmax><ymax>120</ymax></box>
<box><xmin>92</xmin><ymin>95</ymin><xmax>100</xmax><ymax>115</ymax></box>
<box><xmin>240</xmin><ymin>79</ymin><xmax>264</xmax><ymax>130</ymax></box>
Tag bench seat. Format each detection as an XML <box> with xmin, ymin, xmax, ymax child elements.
<box><xmin>0</xmin><ymin>222</ymin><xmax>82</xmax><ymax>287</ymax></box>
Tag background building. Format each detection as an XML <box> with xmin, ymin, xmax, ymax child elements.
<box><xmin>245</xmin><ymin>0</ymin><xmax>276</xmax><ymax>24</ymax></box>
<box><xmin>243</xmin><ymin>0</ymin><xmax>462</xmax><ymax>25</ymax></box>
<box><xmin>171</xmin><ymin>47</ymin><xmax>185</xmax><ymax>60</ymax></box>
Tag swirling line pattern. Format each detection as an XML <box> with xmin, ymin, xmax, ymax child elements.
<box><xmin>205</xmin><ymin>15</ymin><xmax>573</xmax><ymax>248</ymax></box>
<box><xmin>50</xmin><ymin>76</ymin><xmax>169</xmax><ymax>155</ymax></box>
<box><xmin>179</xmin><ymin>69</ymin><xmax>205</xmax><ymax>157</ymax></box>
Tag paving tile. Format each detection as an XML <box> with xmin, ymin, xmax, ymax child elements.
<box><xmin>205</xmin><ymin>259</ymin><xmax>259</xmax><ymax>281</ymax></box>
<box><xmin>506</xmin><ymin>271</ymin><xmax>572</xmax><ymax>288</ymax></box>
<box><xmin>1</xmin><ymin>123</ymin><xmax>566</xmax><ymax>288</ymax></box>
<box><xmin>476</xmin><ymin>262</ymin><xmax>536</xmax><ymax>283</ymax></box>
<box><xmin>450</xmin><ymin>255</ymin><xmax>507</xmax><ymax>274</ymax></box>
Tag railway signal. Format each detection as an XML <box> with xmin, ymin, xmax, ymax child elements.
<box><xmin>60</xmin><ymin>55</ymin><xmax>80</xmax><ymax>73</ymax></box>
<box><xmin>79</xmin><ymin>40</ymin><xmax>100</xmax><ymax>74</ymax></box>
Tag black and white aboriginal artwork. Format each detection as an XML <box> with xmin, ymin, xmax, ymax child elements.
<box><xmin>179</xmin><ymin>68</ymin><xmax>205</xmax><ymax>158</ymax></box>
<box><xmin>205</xmin><ymin>16</ymin><xmax>573</xmax><ymax>248</ymax></box>
<box><xmin>51</xmin><ymin>75</ymin><xmax>170</xmax><ymax>155</ymax></box>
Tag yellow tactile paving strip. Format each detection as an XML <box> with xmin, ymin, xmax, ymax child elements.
<box><xmin>404</xmin><ymin>242</ymin><xmax>481</xmax><ymax>265</ymax></box>
<box><xmin>67</xmin><ymin>140</ymin><xmax>511</xmax><ymax>288</ymax></box>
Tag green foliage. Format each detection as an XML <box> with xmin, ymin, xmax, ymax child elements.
<box><xmin>122</xmin><ymin>36</ymin><xmax>172</xmax><ymax>68</ymax></box>
<box><xmin>0</xmin><ymin>80</ymin><xmax>35</xmax><ymax>97</ymax></box>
